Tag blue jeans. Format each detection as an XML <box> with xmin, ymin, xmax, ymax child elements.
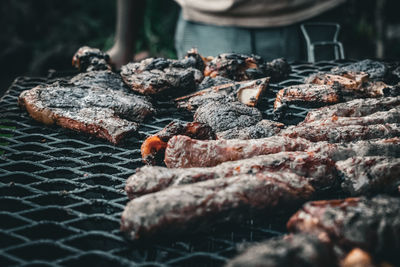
<box><xmin>175</xmin><ymin>13</ymin><xmax>304</xmax><ymax>61</ymax></box>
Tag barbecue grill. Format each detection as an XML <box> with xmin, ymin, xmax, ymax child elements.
<box><xmin>0</xmin><ymin>61</ymin><xmax>352</xmax><ymax>266</ymax></box>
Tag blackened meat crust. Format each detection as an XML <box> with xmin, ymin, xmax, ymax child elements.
<box><xmin>304</xmin><ymin>96</ymin><xmax>400</xmax><ymax>123</ymax></box>
<box><xmin>287</xmin><ymin>196</ymin><xmax>400</xmax><ymax>265</ymax></box>
<box><xmin>194</xmin><ymin>102</ymin><xmax>262</xmax><ymax>133</ymax></box>
<box><xmin>72</xmin><ymin>46</ymin><xmax>111</xmax><ymax>72</ymax></box>
<box><xmin>120</xmin><ymin>52</ymin><xmax>204</xmax><ymax>96</ymax></box>
<box><xmin>204</xmin><ymin>54</ymin><xmax>290</xmax><ymax>82</ymax></box>
<box><xmin>216</xmin><ymin>119</ymin><xmax>285</xmax><ymax>140</ymax></box>
<box><xmin>198</xmin><ymin>76</ymin><xmax>233</xmax><ymax>90</ymax></box>
<box><xmin>331</xmin><ymin>59</ymin><xmax>389</xmax><ymax>81</ymax></box>
<box><xmin>226</xmin><ymin>234</ymin><xmax>337</xmax><ymax>267</ymax></box>
<box><xmin>273</xmin><ymin>84</ymin><xmax>342</xmax><ymax>116</ymax></box>
<box><xmin>121</xmin><ymin>171</ymin><xmax>314</xmax><ymax>240</ymax></box>
<box><xmin>18</xmin><ymin>71</ymin><xmax>154</xmax><ymax>144</ymax></box>
<box><xmin>280</xmin><ymin>123</ymin><xmax>400</xmax><ymax>143</ymax></box>
<box><xmin>337</xmin><ymin>156</ymin><xmax>400</xmax><ymax>195</ymax></box>
<box><xmin>307</xmin><ymin>137</ymin><xmax>400</xmax><ymax>161</ymax></box>
<box><xmin>300</xmin><ymin>108</ymin><xmax>400</xmax><ymax>127</ymax></box>
<box><xmin>175</xmin><ymin>78</ymin><xmax>269</xmax><ymax>111</ymax></box>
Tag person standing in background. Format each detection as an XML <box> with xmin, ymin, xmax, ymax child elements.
<box><xmin>108</xmin><ymin>0</ymin><xmax>346</xmax><ymax>69</ymax></box>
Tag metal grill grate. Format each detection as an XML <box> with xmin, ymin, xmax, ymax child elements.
<box><xmin>0</xmin><ymin>61</ymin><xmax>350</xmax><ymax>266</ymax></box>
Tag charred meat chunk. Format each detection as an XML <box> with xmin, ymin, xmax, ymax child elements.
<box><xmin>308</xmin><ymin>137</ymin><xmax>400</xmax><ymax>162</ymax></box>
<box><xmin>120</xmin><ymin>50</ymin><xmax>205</xmax><ymax>96</ymax></box>
<box><xmin>121</xmin><ymin>171</ymin><xmax>314</xmax><ymax>240</ymax></box>
<box><xmin>141</xmin><ymin>120</ymin><xmax>215</xmax><ymax>165</ymax></box>
<box><xmin>175</xmin><ymin>78</ymin><xmax>269</xmax><ymax>111</ymax></box>
<box><xmin>337</xmin><ymin>156</ymin><xmax>400</xmax><ymax>196</ymax></box>
<box><xmin>273</xmin><ymin>84</ymin><xmax>342</xmax><ymax>115</ymax></box>
<box><xmin>126</xmin><ymin>151</ymin><xmax>337</xmax><ymax>199</ymax></box>
<box><xmin>226</xmin><ymin>234</ymin><xmax>337</xmax><ymax>267</ymax></box>
<box><xmin>197</xmin><ymin>76</ymin><xmax>234</xmax><ymax>90</ymax></box>
<box><xmin>300</xmin><ymin>108</ymin><xmax>400</xmax><ymax>127</ymax></box>
<box><xmin>331</xmin><ymin>59</ymin><xmax>389</xmax><ymax>81</ymax></box>
<box><xmin>164</xmin><ymin>135</ymin><xmax>313</xmax><ymax>168</ymax></box>
<box><xmin>216</xmin><ymin>119</ymin><xmax>285</xmax><ymax>140</ymax></box>
<box><xmin>280</xmin><ymin>123</ymin><xmax>400</xmax><ymax>143</ymax></box>
<box><xmin>72</xmin><ymin>46</ymin><xmax>111</xmax><ymax>72</ymax></box>
<box><xmin>18</xmin><ymin>74</ymin><xmax>154</xmax><ymax>144</ymax></box>
<box><xmin>194</xmin><ymin>102</ymin><xmax>263</xmax><ymax>133</ymax></box>
<box><xmin>69</xmin><ymin>70</ymin><xmax>128</xmax><ymax>91</ymax></box>
<box><xmin>305</xmin><ymin>72</ymin><xmax>369</xmax><ymax>90</ymax></box>
<box><xmin>204</xmin><ymin>53</ymin><xmax>290</xmax><ymax>82</ymax></box>
<box><xmin>303</xmin><ymin>96</ymin><xmax>400</xmax><ymax>123</ymax></box>
<box><xmin>287</xmin><ymin>196</ymin><xmax>400</xmax><ymax>265</ymax></box>
<box><xmin>306</xmin><ymin>72</ymin><xmax>395</xmax><ymax>98</ymax></box>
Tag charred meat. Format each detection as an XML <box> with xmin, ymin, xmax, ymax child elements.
<box><xmin>273</xmin><ymin>84</ymin><xmax>342</xmax><ymax>114</ymax></box>
<box><xmin>72</xmin><ymin>46</ymin><xmax>111</xmax><ymax>72</ymax></box>
<box><xmin>337</xmin><ymin>156</ymin><xmax>400</xmax><ymax>196</ymax></box>
<box><xmin>280</xmin><ymin>123</ymin><xmax>400</xmax><ymax>143</ymax></box>
<box><xmin>18</xmin><ymin>72</ymin><xmax>154</xmax><ymax>144</ymax></box>
<box><xmin>226</xmin><ymin>234</ymin><xmax>337</xmax><ymax>267</ymax></box>
<box><xmin>121</xmin><ymin>171</ymin><xmax>314</xmax><ymax>240</ymax></box>
<box><xmin>126</xmin><ymin>151</ymin><xmax>337</xmax><ymax>199</ymax></box>
<box><xmin>300</xmin><ymin>108</ymin><xmax>400</xmax><ymax>127</ymax></box>
<box><xmin>164</xmin><ymin>135</ymin><xmax>312</xmax><ymax>168</ymax></box>
<box><xmin>303</xmin><ymin>96</ymin><xmax>400</xmax><ymax>123</ymax></box>
<box><xmin>194</xmin><ymin>102</ymin><xmax>263</xmax><ymax>133</ymax></box>
<box><xmin>287</xmin><ymin>196</ymin><xmax>400</xmax><ymax>265</ymax></box>
<box><xmin>120</xmin><ymin>51</ymin><xmax>204</xmax><ymax>96</ymax></box>
<box><xmin>216</xmin><ymin>119</ymin><xmax>285</xmax><ymax>140</ymax></box>
<box><xmin>308</xmin><ymin>137</ymin><xmax>400</xmax><ymax>161</ymax></box>
<box><xmin>141</xmin><ymin>120</ymin><xmax>215</xmax><ymax>165</ymax></box>
<box><xmin>331</xmin><ymin>59</ymin><xmax>389</xmax><ymax>81</ymax></box>
<box><xmin>204</xmin><ymin>54</ymin><xmax>290</xmax><ymax>82</ymax></box>
<box><xmin>197</xmin><ymin>76</ymin><xmax>234</xmax><ymax>90</ymax></box>
<box><xmin>175</xmin><ymin>78</ymin><xmax>269</xmax><ymax>111</ymax></box>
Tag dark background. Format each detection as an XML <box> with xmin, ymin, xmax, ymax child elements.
<box><xmin>0</xmin><ymin>0</ymin><xmax>399</xmax><ymax>96</ymax></box>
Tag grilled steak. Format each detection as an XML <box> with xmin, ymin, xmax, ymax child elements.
<box><xmin>273</xmin><ymin>84</ymin><xmax>342</xmax><ymax>115</ymax></box>
<box><xmin>303</xmin><ymin>96</ymin><xmax>400</xmax><ymax>123</ymax></box>
<box><xmin>164</xmin><ymin>135</ymin><xmax>312</xmax><ymax>168</ymax></box>
<box><xmin>280</xmin><ymin>123</ymin><xmax>400</xmax><ymax>143</ymax></box>
<box><xmin>287</xmin><ymin>196</ymin><xmax>400</xmax><ymax>265</ymax></box>
<box><xmin>175</xmin><ymin>78</ymin><xmax>269</xmax><ymax>111</ymax></box>
<box><xmin>308</xmin><ymin>137</ymin><xmax>400</xmax><ymax>161</ymax></box>
<box><xmin>216</xmin><ymin>119</ymin><xmax>285</xmax><ymax>140</ymax></box>
<box><xmin>18</xmin><ymin>71</ymin><xmax>154</xmax><ymax>144</ymax></box>
<box><xmin>126</xmin><ymin>151</ymin><xmax>337</xmax><ymax>199</ymax></box>
<box><xmin>72</xmin><ymin>46</ymin><xmax>111</xmax><ymax>72</ymax></box>
<box><xmin>141</xmin><ymin>120</ymin><xmax>215</xmax><ymax>165</ymax></box>
<box><xmin>300</xmin><ymin>108</ymin><xmax>400</xmax><ymax>127</ymax></box>
<box><xmin>120</xmin><ymin>50</ymin><xmax>204</xmax><ymax>96</ymax></box>
<box><xmin>204</xmin><ymin>54</ymin><xmax>290</xmax><ymax>82</ymax></box>
<box><xmin>337</xmin><ymin>156</ymin><xmax>400</xmax><ymax>195</ymax></box>
<box><xmin>121</xmin><ymin>171</ymin><xmax>314</xmax><ymax>240</ymax></box>
<box><xmin>226</xmin><ymin>234</ymin><xmax>337</xmax><ymax>267</ymax></box>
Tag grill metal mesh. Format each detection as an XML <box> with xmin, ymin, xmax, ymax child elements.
<box><xmin>0</xmin><ymin>61</ymin><xmax>348</xmax><ymax>266</ymax></box>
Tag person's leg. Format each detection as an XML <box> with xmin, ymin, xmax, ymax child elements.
<box><xmin>175</xmin><ymin>12</ymin><xmax>253</xmax><ymax>58</ymax></box>
<box><xmin>253</xmin><ymin>25</ymin><xmax>304</xmax><ymax>61</ymax></box>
